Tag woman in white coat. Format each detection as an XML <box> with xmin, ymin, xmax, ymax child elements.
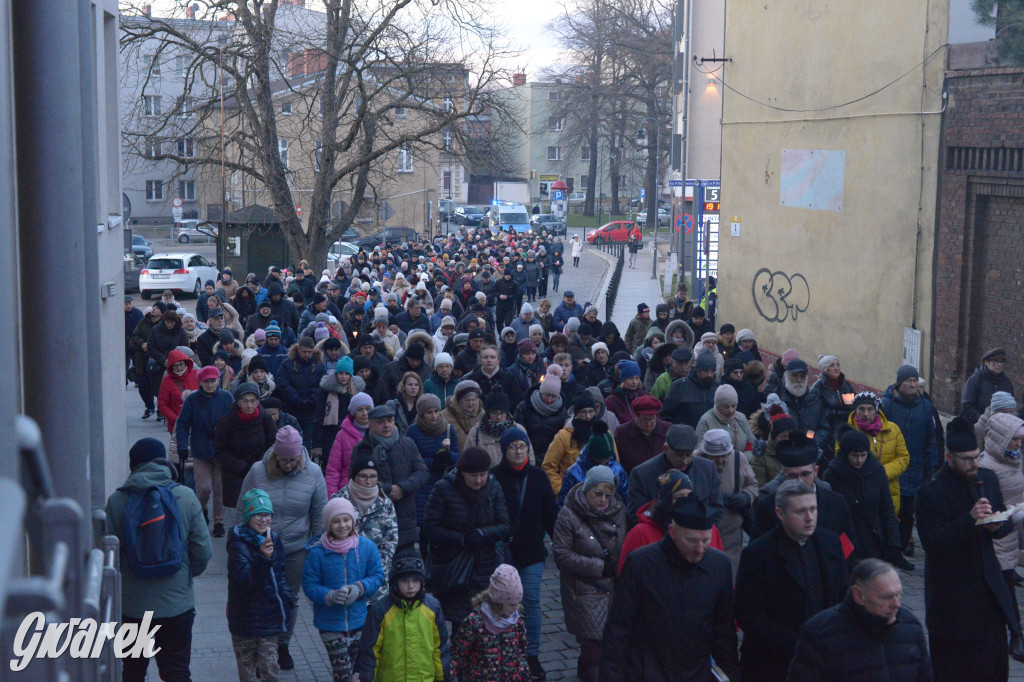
<box><xmin>570</xmin><ymin>235</ymin><xmax>583</xmax><ymax>267</ymax></box>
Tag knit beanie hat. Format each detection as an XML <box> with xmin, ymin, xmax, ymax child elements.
<box><xmin>240</xmin><ymin>488</ymin><xmax>274</xmax><ymax>522</ymax></box>
<box><xmin>349</xmin><ymin>450</ymin><xmax>380</xmax><ymax>479</ymax></box>
<box><xmin>405</xmin><ymin>343</ymin><xmax>426</xmax><ymax>361</ymax></box>
<box><xmin>585</xmin><ymin>421</ymin><xmax>615</xmax><ymax>463</ymax></box>
<box><xmin>333</xmin><ymin>355</ymin><xmax>354</xmax><ymax>375</ymax></box>
<box><xmin>500</xmin><ymin>427</ymin><xmax>530</xmax><ymax>455</ymax></box>
<box><xmin>529</xmin><ymin>324</ymin><xmax>544</xmax><ymax>336</ymax></box>
<box><xmin>700</xmin><ymin>331</ymin><xmax>718</xmax><ymax>345</ymax></box>
<box><xmin>323</xmin><ymin>496</ymin><xmax>359</xmax><ymax>529</ymax></box>
<box><xmin>699</xmin><ymin>429</ymin><xmax>733</xmax><ymax>457</ymax></box>
<box><xmin>265</xmin><ymin>322</ymin><xmax>282</xmax><ymax>338</ymax></box>
<box><xmin>435</xmin><ymin>352</ymin><xmax>454</xmax><ymax>367</ymax></box>
<box><xmin>582</xmin><ymin>464</ymin><xmax>616</xmax><ymax>493</ymax></box>
<box><xmin>521</xmin><ymin>302</ymin><xmax>534</xmax><ymax>315</ymax></box>
<box><xmin>736</xmin><ymin>328</ymin><xmax>755</xmax><ymax>343</ymax></box>
<box><xmin>617</xmin><ymin>360</ymin><xmax>641</xmax><ymax>380</ymax></box>
<box><xmin>591</xmin><ymin>342</ymin><xmax>609</xmax><ymax>356</ymax></box>
<box><xmin>455</xmin><ymin>380</ymin><xmax>482</xmax><ymax>401</ymax></box>
<box><xmin>416</xmin><ymin>393</ymin><xmax>441</xmax><ymax>412</ymax></box>
<box><xmin>253</xmin><ymin>328</ymin><xmax>267</xmax><ymax>343</ymax></box>
<box><xmin>517</xmin><ymin>338</ymin><xmax>537</xmax><ymax>354</ymax></box>
<box><xmin>485</xmin><ymin>391</ymin><xmax>510</xmax><ymax>413</ymax></box>
<box><xmin>565</xmin><ymin>317</ymin><xmax>580</xmax><ymax>334</ymax></box>
<box><xmin>838</xmin><ymin>428</ymin><xmax>871</xmax><ymax>456</ymax></box>
<box><xmin>990</xmin><ymin>391</ymin><xmax>1018</xmax><ymax>412</ymax></box>
<box><xmin>657</xmin><ymin>470</ymin><xmax>693</xmax><ymax>506</ymax></box>
<box><xmin>573</xmin><ymin>391</ymin><xmax>595</xmax><ymax>413</ymax></box>
<box><xmin>540</xmin><ymin>371</ymin><xmax>562</xmax><ymax>395</ymax></box>
<box><xmin>441</xmin><ymin>315</ymin><xmax>457</xmax><ymax>328</ymax></box>
<box><xmin>723</xmin><ymin>357</ymin><xmax>744</xmax><ymax>376</ymax></box>
<box><xmin>274</xmin><ymin>425</ymin><xmax>304</xmax><ymax>460</ymax></box>
<box><xmin>390</xmin><ymin>554</ymin><xmax>426</xmax><ymax>583</ymax></box>
<box><xmin>489</xmin><ymin>564</ymin><xmax>524</xmax><ymax>605</ymax></box>
<box><xmin>781</xmin><ymin>349</ymin><xmax>799</xmax><ymax>367</ymax></box>
<box><xmin>457</xmin><ymin>446</ymin><xmax>492</xmax><ymax>474</ymax></box>
<box><xmin>714</xmin><ymin>384</ymin><xmax>738</xmax><ymax>406</ymax></box>
<box><xmin>851</xmin><ymin>391</ymin><xmax>881</xmax><ymax>411</ymax></box>
<box><xmin>348</xmin><ymin>392</ymin><xmax>374</xmax><ymax>415</ymax></box>
<box><xmin>695</xmin><ymin>350</ymin><xmax>717</xmax><ymax>373</ymax></box>
<box><xmin>129</xmin><ymin>438</ymin><xmax>166</xmax><ymax>469</ymax></box>
<box><xmin>233</xmin><ymin>382</ymin><xmax>260</xmax><ymax>402</ymax></box>
<box><xmin>818</xmin><ymin>354</ymin><xmax>839</xmax><ymax>372</ymax></box>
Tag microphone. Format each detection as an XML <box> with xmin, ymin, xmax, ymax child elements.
<box><xmin>973</xmin><ymin>478</ymin><xmax>985</xmax><ymax>502</ymax></box>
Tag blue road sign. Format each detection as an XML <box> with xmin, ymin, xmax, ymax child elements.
<box><xmin>640</xmin><ymin>188</ymin><xmax>646</xmax><ymax>199</ymax></box>
<box><xmin>552</xmin><ymin>190</ymin><xmax>564</xmax><ymax>201</ymax></box>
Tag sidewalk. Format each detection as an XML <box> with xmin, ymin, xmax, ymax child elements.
<box><xmin>607</xmin><ymin>246</ymin><xmax>669</xmax><ymax>334</ymax></box>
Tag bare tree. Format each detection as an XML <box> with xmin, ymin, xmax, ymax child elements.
<box><xmin>120</xmin><ymin>0</ymin><xmax>519</xmax><ymax>267</ymax></box>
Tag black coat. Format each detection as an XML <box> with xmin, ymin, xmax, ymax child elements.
<box><xmin>226</xmin><ymin>526</ymin><xmax>294</xmax><ymax>637</ymax></box>
<box><xmin>494</xmin><ymin>277</ymin><xmax>519</xmax><ymax>311</ymax></box>
<box><xmin>463</xmin><ymin>366</ymin><xmax>523</xmax><ymax>406</ymax></box>
<box><xmin>787</xmin><ymin>594</ymin><xmax>932</xmax><ymax>682</ymax></box>
<box><xmin>724</xmin><ymin>377</ymin><xmax>762</xmax><ymax>420</ymax></box>
<box><xmin>350</xmin><ymin>435</ymin><xmax>429</xmax><ymax>547</ymax></box>
<box><xmin>492</xmin><ymin>460</ymin><xmax>558</xmax><ymax>568</ymax></box>
<box><xmin>380</xmin><ymin>356</ymin><xmax>432</xmax><ymax>395</ymax></box>
<box><xmin>735</xmin><ymin>527</ymin><xmax>849</xmax><ymax>682</ymax></box>
<box><xmin>513</xmin><ymin>386</ymin><xmax>567</xmax><ymax>460</ymax></box>
<box><xmin>147</xmin><ymin>322</ymin><xmax>188</xmax><ymax>369</ymax></box>
<box><xmin>752</xmin><ymin>481</ymin><xmax>858</xmax><ymax>550</ymax></box>
<box><xmin>961</xmin><ymin>365</ymin><xmax>1015</xmax><ymax>424</ymax></box>
<box><xmin>214</xmin><ymin>405</ymin><xmax>278</xmax><ymax>507</ymax></box>
<box><xmin>778</xmin><ymin>385</ymin><xmax>829</xmax><ymax>453</ymax></box>
<box><xmin>916</xmin><ymin>464</ymin><xmax>1018</xmax><ymax>641</ymax></box>
<box><xmin>659</xmin><ymin>367</ymin><xmax>719</xmax><ymax>428</ymax></box>
<box><xmin>274</xmin><ymin>353</ymin><xmax>327</xmax><ymax>420</ymax></box>
<box><xmin>823</xmin><ymin>455</ymin><xmax>902</xmax><ymax>562</ymax></box>
<box><xmin>810</xmin><ymin>374</ymin><xmax>855</xmax><ymax>441</ymax></box>
<box><xmin>600</xmin><ymin>537</ymin><xmax>739</xmax><ymax>682</ymax></box>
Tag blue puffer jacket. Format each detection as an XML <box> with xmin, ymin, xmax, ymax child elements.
<box><xmin>881</xmin><ymin>386</ymin><xmax>939</xmax><ymax>496</ymax></box>
<box><xmin>174</xmin><ymin>387</ymin><xmax>234</xmax><ymax>460</ymax></box>
<box><xmin>556</xmin><ymin>444</ymin><xmax>628</xmax><ymax>508</ymax></box>
<box><xmin>227</xmin><ymin>525</ymin><xmax>294</xmax><ymax>637</ymax></box>
<box><xmin>302</xmin><ymin>535</ymin><xmax>385</xmax><ymax>633</ymax></box>
<box><xmin>405</xmin><ymin>422</ymin><xmax>460</xmax><ymax>526</ymax></box>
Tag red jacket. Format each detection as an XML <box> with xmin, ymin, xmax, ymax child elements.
<box><xmin>618</xmin><ymin>500</ymin><xmax>723</xmax><ymax>574</ymax></box>
<box><xmin>157</xmin><ymin>349</ymin><xmax>199</xmax><ymax>433</ymax></box>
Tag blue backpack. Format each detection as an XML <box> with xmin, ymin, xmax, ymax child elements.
<box><xmin>119</xmin><ymin>483</ymin><xmax>187</xmax><ymax>579</ymax></box>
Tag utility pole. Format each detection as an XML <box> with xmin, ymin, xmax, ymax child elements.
<box><xmin>676</xmin><ymin>0</ymin><xmax>692</xmax><ymax>288</ymax></box>
<box><xmin>638</xmin><ymin>117</ymin><xmax>661</xmax><ymax>280</ymax></box>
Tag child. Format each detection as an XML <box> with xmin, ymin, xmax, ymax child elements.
<box><xmin>356</xmin><ymin>554</ymin><xmax>450</xmax><ymax>681</ymax></box>
<box><xmin>227</xmin><ymin>488</ymin><xmax>294</xmax><ymax>682</ymax></box>
<box><xmin>303</xmin><ymin>497</ymin><xmax>385</xmax><ymax>682</ymax></box>
<box><xmin>213</xmin><ymin>349</ymin><xmax>235</xmax><ymax>390</ymax></box>
<box><xmin>451</xmin><ymin>564</ymin><xmax>530</xmax><ymax>682</ymax></box>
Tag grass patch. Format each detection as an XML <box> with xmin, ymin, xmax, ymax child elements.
<box><xmin>565</xmin><ymin>213</ymin><xmax>630</xmax><ymax>228</ymax></box>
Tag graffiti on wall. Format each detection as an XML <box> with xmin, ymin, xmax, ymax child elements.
<box><xmin>752</xmin><ymin>269</ymin><xmax>810</xmax><ymax>323</ymax></box>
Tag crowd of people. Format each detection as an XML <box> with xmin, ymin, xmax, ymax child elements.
<box><xmin>115</xmin><ymin>225</ymin><xmax>1024</xmax><ymax>681</ymax></box>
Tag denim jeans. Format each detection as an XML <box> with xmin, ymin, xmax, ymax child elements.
<box><xmin>517</xmin><ymin>562</ymin><xmax>545</xmax><ymax>656</ymax></box>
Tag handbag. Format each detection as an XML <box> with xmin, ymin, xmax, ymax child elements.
<box><xmin>425</xmin><ymin>546</ymin><xmax>475</xmax><ymax>595</ymax></box>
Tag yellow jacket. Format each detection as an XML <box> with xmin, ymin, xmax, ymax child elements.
<box><xmin>844</xmin><ymin>412</ymin><xmax>911</xmax><ymax>513</ymax></box>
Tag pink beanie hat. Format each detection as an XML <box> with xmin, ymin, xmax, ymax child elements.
<box><xmin>254</xmin><ymin>328</ymin><xmax>267</xmax><ymax>342</ymax></box>
<box><xmin>781</xmin><ymin>349</ymin><xmax>800</xmax><ymax>367</ymax></box>
<box><xmin>489</xmin><ymin>564</ymin><xmax>523</xmax><ymax>605</ymax></box>
<box><xmin>323</xmin><ymin>496</ymin><xmax>359</xmax><ymax>527</ymax></box>
<box><xmin>274</xmin><ymin>425</ymin><xmax>304</xmax><ymax>460</ymax></box>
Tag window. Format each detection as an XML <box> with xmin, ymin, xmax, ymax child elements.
<box><xmin>315</xmin><ymin>140</ymin><xmax>323</xmax><ymax>173</ymax></box>
<box><xmin>143</xmin><ymin>95</ymin><xmax>161</xmax><ymax>117</ymax></box>
<box><xmin>443</xmin><ymin>97</ymin><xmax>454</xmax><ymax>113</ymax></box>
<box><xmin>547</xmin><ymin>146</ymin><xmax>560</xmax><ymax>161</ymax></box>
<box><xmin>548</xmin><ymin>90</ymin><xmax>560</xmax><ymax>101</ymax></box>
<box><xmin>397</xmin><ymin>144</ymin><xmax>413</xmax><ymax>173</ymax></box>
<box><xmin>442</xmin><ymin>131</ymin><xmax>453</xmax><ymax>151</ymax></box>
<box><xmin>145</xmin><ymin>54</ymin><xmax>160</xmax><ymax>78</ymax></box>
<box><xmin>394</xmin><ymin>106</ymin><xmax>406</xmax><ymax>118</ymax></box>
<box><xmin>177</xmin><ymin>137</ymin><xmax>194</xmax><ymax>158</ymax></box>
<box><xmin>145</xmin><ymin>180</ymin><xmax>163</xmax><ymax>201</ymax></box>
<box><xmin>580</xmin><ymin>175</ymin><xmax>589</xmax><ymax>189</ymax></box>
<box><xmin>179</xmin><ymin>180</ymin><xmax>196</xmax><ymax>201</ymax></box>
<box><xmin>144</xmin><ymin>138</ymin><xmax>161</xmax><ymax>158</ymax></box>
<box><xmin>319</xmin><ymin>97</ymin><xmax>324</xmax><ymax>117</ymax></box>
<box><xmin>281</xmin><ymin>102</ymin><xmax>293</xmax><ymax>115</ymax></box>
<box><xmin>278</xmin><ymin>138</ymin><xmax>289</xmax><ymax>169</ymax></box>
<box><xmin>548</xmin><ymin>116</ymin><xmax>563</xmax><ymax>131</ymax></box>
<box><xmin>180</xmin><ymin>96</ymin><xmax>194</xmax><ymax>118</ymax></box>
<box><xmin>176</xmin><ymin>55</ymin><xmax>187</xmax><ymax>77</ymax></box>
<box><xmin>443</xmin><ymin>171</ymin><xmax>451</xmax><ymax>191</ymax></box>
<box><xmin>581</xmin><ymin>146</ymin><xmax>591</xmax><ymax>161</ymax></box>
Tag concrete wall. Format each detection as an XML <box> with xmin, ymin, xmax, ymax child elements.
<box><xmin>717</xmin><ymin>0</ymin><xmax>947</xmax><ymax>392</ymax></box>
<box><xmin>686</xmin><ymin>0</ymin><xmax>724</xmax><ymax>181</ymax></box>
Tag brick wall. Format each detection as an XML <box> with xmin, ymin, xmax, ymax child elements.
<box><xmin>932</xmin><ymin>66</ymin><xmax>1024</xmax><ymax>413</ymax></box>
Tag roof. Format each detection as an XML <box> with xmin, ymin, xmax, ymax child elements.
<box><xmin>226</xmin><ymin>204</ymin><xmax>279</xmax><ymax>225</ymax></box>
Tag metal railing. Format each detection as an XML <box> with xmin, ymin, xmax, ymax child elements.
<box><xmin>592</xmin><ymin>241</ymin><xmax>626</xmax><ymax>319</ymax></box>
<box><xmin>0</xmin><ymin>416</ymin><xmax>121</xmax><ymax>681</ymax></box>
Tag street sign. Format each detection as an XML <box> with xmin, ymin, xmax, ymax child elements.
<box><xmin>640</xmin><ymin>188</ymin><xmax>645</xmax><ymax>199</ymax></box>
<box><xmin>172</xmin><ymin>206</ymin><xmax>183</xmax><ymax>222</ymax></box>
<box><xmin>684</xmin><ymin>213</ymin><xmax>694</xmax><ymax>233</ymax></box>
<box><xmin>172</xmin><ymin>197</ymin><xmax>183</xmax><ymax>208</ymax></box>
<box><xmin>552</xmin><ymin>190</ymin><xmax>564</xmax><ymax>201</ymax></box>
<box><xmin>668</xmin><ymin>179</ymin><xmax>683</xmax><ymax>187</ymax></box>
<box><xmin>296</xmin><ymin>204</ymin><xmax>302</xmax><ymax>218</ymax></box>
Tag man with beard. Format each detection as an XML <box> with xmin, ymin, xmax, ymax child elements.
<box><xmin>196</xmin><ymin>307</ymin><xmax>229</xmax><ymax>367</ymax></box>
<box><xmin>660</xmin><ymin>351</ymin><xmax>719</xmax><ymax>428</ymax></box>
<box><xmin>962</xmin><ymin>347</ymin><xmax>1016</xmax><ymax>425</ymax></box>
<box><xmin>778</xmin><ymin>358</ymin><xmax>829</xmax><ymax>455</ymax></box>
<box><xmin>454</xmin><ymin>328</ymin><xmax>486</xmax><ymax>377</ymax></box>
<box><xmin>917</xmin><ymin>416</ymin><xmax>1023</xmax><ymax>681</ymax></box>
<box><xmin>243</xmin><ymin>298</ymin><xmax>275</xmax><ymax>341</ymax></box>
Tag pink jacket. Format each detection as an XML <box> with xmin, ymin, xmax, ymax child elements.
<box><xmin>325</xmin><ymin>415</ymin><xmax>364</xmax><ymax>496</ymax></box>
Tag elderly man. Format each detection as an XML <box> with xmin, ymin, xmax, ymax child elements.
<box><xmin>627</xmin><ymin>424</ymin><xmax>723</xmax><ymax>528</ymax></box>
<box><xmin>651</xmin><ymin>346</ymin><xmax>693</xmax><ymax>400</ymax></box>
<box><xmin>777</xmin><ymin>358</ymin><xmax>829</xmax><ymax>453</ymax></box>
<box><xmin>735</xmin><ymin>479</ymin><xmax>850</xmax><ymax>682</ymax></box>
<box><xmin>660</xmin><ymin>350</ymin><xmax>719</xmax><ymax>428</ymax></box>
<box><xmin>624</xmin><ymin>303</ymin><xmax>651</xmax><ymax>355</ymax></box>
<box><xmin>698</xmin><ymin>428</ymin><xmax>757</xmax><ymax>576</ymax></box>
<box><xmin>614</xmin><ymin>395</ymin><xmax>670</xmax><ymax>474</ymax></box>
<box><xmin>553</xmin><ymin>290</ymin><xmax>583</xmax><ymax>331</ymax></box>
<box><xmin>600</xmin><ymin>495</ymin><xmax>739</xmax><ymax>681</ymax></box>
<box><xmin>917</xmin><ymin>416</ymin><xmax>1023</xmax><ymax>680</ymax></box>
<box><xmin>962</xmin><ymin>347</ymin><xmax>1016</xmax><ymax>424</ymax></box>
<box><xmin>788</xmin><ymin>558</ymin><xmax>932</xmax><ymax>681</ymax></box>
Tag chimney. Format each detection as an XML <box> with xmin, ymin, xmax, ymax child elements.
<box><xmin>186</xmin><ymin>4</ymin><xmax>195</xmax><ymax>19</ymax></box>
<box><xmin>219</xmin><ymin>12</ymin><xmax>234</xmax><ymax>21</ymax></box>
<box><xmin>287</xmin><ymin>51</ymin><xmax>302</xmax><ymax>78</ymax></box>
<box><xmin>512</xmin><ymin>73</ymin><xmax>526</xmax><ymax>87</ymax></box>
<box><xmin>141</xmin><ymin>4</ymin><xmax>151</xmax><ymax>17</ymax></box>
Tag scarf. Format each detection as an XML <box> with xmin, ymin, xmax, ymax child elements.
<box><xmin>415</xmin><ymin>410</ymin><xmax>448</xmax><ymax>437</ymax></box>
<box><xmin>570</xmin><ymin>418</ymin><xmax>592</xmax><ymax>449</ymax></box>
<box><xmin>827</xmin><ymin>374</ymin><xmax>843</xmax><ymax>391</ymax></box>
<box><xmin>1007</xmin><ymin>449</ymin><xmax>1023</xmax><ymax>461</ymax></box>
<box><xmin>855</xmin><ymin>416</ymin><xmax>883</xmax><ymax>436</ymax></box>
<box><xmin>234</xmin><ymin>523</ymin><xmax>269</xmax><ymax>549</ymax></box>
<box><xmin>481</xmin><ymin>601</ymin><xmax>520</xmax><ymax>634</ymax></box>
<box><xmin>350</xmin><ymin>417</ymin><xmax>369</xmax><ymax>434</ymax></box>
<box><xmin>454</xmin><ymin>471</ymin><xmax>491</xmax><ymax>529</ymax></box>
<box><xmin>324</xmin><ymin>393</ymin><xmax>343</xmax><ymax>427</ymax></box>
<box><xmin>321</xmin><ymin>529</ymin><xmax>359</xmax><ymax>556</ymax></box>
<box><xmin>238</xmin><ymin>405</ymin><xmax>261</xmax><ymax>423</ymax></box>
<box><xmin>530</xmin><ymin>390</ymin><xmax>562</xmax><ymax>416</ymax></box>
<box><xmin>367</xmin><ymin>428</ymin><xmax>401</xmax><ymax>464</ymax></box>
<box><xmin>480</xmin><ymin>414</ymin><xmax>515</xmax><ymax>438</ymax></box>
<box><xmin>347</xmin><ymin>481</ymin><xmax>380</xmax><ymax>515</ymax></box>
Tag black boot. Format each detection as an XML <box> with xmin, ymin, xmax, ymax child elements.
<box><xmin>278</xmin><ymin>644</ymin><xmax>294</xmax><ymax>670</ymax></box>
<box><xmin>1011</xmin><ymin>632</ymin><xmax>1024</xmax><ymax>663</ymax></box>
<box><xmin>527</xmin><ymin>654</ymin><xmax>547</xmax><ymax>680</ymax></box>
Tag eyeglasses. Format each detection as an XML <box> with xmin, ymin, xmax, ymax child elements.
<box><xmin>355</xmin><ymin>473</ymin><xmax>379</xmax><ymax>482</ymax></box>
<box><xmin>952</xmin><ymin>453</ymin><xmax>985</xmax><ymax>464</ymax></box>
<box><xmin>251</xmin><ymin>513</ymin><xmax>272</xmax><ymax>521</ymax></box>
<box><xmin>576</xmin><ymin>408</ymin><xmax>596</xmax><ymax>418</ymax></box>
<box><xmin>507</xmin><ymin>442</ymin><xmax>529</xmax><ymax>452</ymax></box>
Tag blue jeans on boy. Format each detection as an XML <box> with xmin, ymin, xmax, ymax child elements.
<box><xmin>518</xmin><ymin>562</ymin><xmax>545</xmax><ymax>656</ymax></box>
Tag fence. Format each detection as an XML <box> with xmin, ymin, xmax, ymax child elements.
<box><xmin>592</xmin><ymin>241</ymin><xmax>625</xmax><ymax>320</ymax></box>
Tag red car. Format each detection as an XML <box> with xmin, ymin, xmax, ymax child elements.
<box><xmin>587</xmin><ymin>221</ymin><xmax>641</xmax><ymax>244</ymax></box>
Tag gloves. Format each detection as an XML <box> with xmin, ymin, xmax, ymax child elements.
<box><xmin>724</xmin><ymin>493</ymin><xmax>748</xmax><ymax>511</ymax></box>
<box><xmin>601</xmin><ymin>561</ymin><xmax>617</xmax><ymax>579</ymax></box>
<box><xmin>177</xmin><ymin>449</ymin><xmax>189</xmax><ymax>461</ymax></box>
<box><xmin>338</xmin><ymin>582</ymin><xmax>365</xmax><ymax>605</ymax></box>
<box><xmin>464</xmin><ymin>529</ymin><xmax>486</xmax><ymax>549</ymax></box>
<box><xmin>430</xmin><ymin>448</ymin><xmax>452</xmax><ymax>475</ymax></box>
<box><xmin>326</xmin><ymin>589</ymin><xmax>347</xmax><ymax>606</ymax></box>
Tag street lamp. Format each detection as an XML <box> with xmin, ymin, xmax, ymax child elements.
<box><xmin>637</xmin><ymin>117</ymin><xmax>660</xmax><ymax>279</ymax></box>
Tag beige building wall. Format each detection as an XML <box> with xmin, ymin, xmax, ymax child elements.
<box><xmin>685</xmin><ymin>0</ymin><xmax>725</xmax><ymax>181</ymax></box>
<box><xmin>718</xmin><ymin>0</ymin><xmax>946</xmax><ymax>390</ymax></box>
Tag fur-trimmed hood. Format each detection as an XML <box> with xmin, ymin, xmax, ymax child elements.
<box><xmin>394</xmin><ymin>330</ymin><xmax>436</xmax><ymax>366</ymax></box>
<box><xmin>664</xmin><ymin>319</ymin><xmax>694</xmax><ymax>348</ymax></box>
<box><xmin>318</xmin><ymin>370</ymin><xmax>367</xmax><ymax>394</ymax></box>
<box><xmin>286</xmin><ymin>343</ymin><xmax>325</xmax><ymax>363</ymax></box>
<box><xmin>212</xmin><ymin>340</ymin><xmax>243</xmax><ymax>358</ymax></box>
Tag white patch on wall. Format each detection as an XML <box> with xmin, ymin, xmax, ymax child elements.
<box><xmin>780</xmin><ymin>148</ymin><xmax>845</xmax><ymax>212</ymax></box>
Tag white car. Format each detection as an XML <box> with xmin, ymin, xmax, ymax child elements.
<box><xmin>139</xmin><ymin>252</ymin><xmax>219</xmax><ymax>299</ymax></box>
<box><xmin>177</xmin><ymin>219</ymin><xmax>218</xmax><ymax>243</ymax></box>
<box><xmin>327</xmin><ymin>240</ymin><xmax>360</xmax><ymax>272</ymax></box>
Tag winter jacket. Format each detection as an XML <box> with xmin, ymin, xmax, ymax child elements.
<box><xmin>492</xmin><ymin>459</ymin><xmax>558</xmax><ymax>569</ymax></box>
<box><xmin>724</xmin><ymin>376</ymin><xmax>762</xmax><ymax>419</ymax></box>
<box><xmin>700</xmin><ymin>448</ymin><xmax>757</xmax><ymax>574</ymax></box>
<box><xmin>350</xmin><ymin>434</ymin><xmax>429</xmax><ymax>547</ymax></box>
<box><xmin>823</xmin><ymin>454</ymin><xmax>902</xmax><ymax>563</ymax></box>
<box><xmin>659</xmin><ymin>367</ymin><xmax>719</xmax><ymax>428</ymax></box>
<box><xmin>961</xmin><ymin>364</ymin><xmax>1015</xmax><ymax>424</ymax></box>
<box><xmin>556</xmin><ymin>445</ymin><xmax>628</xmax><ymax>508</ymax></box>
<box><xmin>130</xmin><ymin>315</ymin><xmax>157</xmax><ymax>374</ymax></box>
<box><xmin>274</xmin><ymin>345</ymin><xmax>327</xmax><ymax>420</ymax></box>
<box><xmin>465</xmin><ymin>420</ymin><xmax>534</xmax><ymax>470</ymax></box>
<box><xmin>266</xmin><ymin>283</ymin><xmax>300</xmax><ymax>332</ymax></box>
<box><xmin>451</xmin><ymin>607</ymin><xmax>530</xmax><ymax>682</ymax></box>
<box><xmin>422</xmin><ymin>473</ymin><xmax>511</xmax><ymax>625</ymax></box>
<box><xmin>104</xmin><ymin>460</ymin><xmax>213</xmax><ymax>619</ymax></box>
<box><xmin>542</xmin><ymin>426</ymin><xmax>587</xmax><ymax>496</ymax></box>
<box><xmin>406</xmin><ymin>421</ymin><xmax>460</xmax><ymax>526</ymax></box>
<box><xmin>157</xmin><ymin>349</ymin><xmax>199</xmax><ymax>433</ymax></box>
<box><xmin>880</xmin><ymin>387</ymin><xmax>940</xmax><ymax>497</ymax></box>
<box><xmin>510</xmin><ymin>314</ymin><xmax>534</xmax><ymax>343</ymax></box>
<box><xmin>325</xmin><ymin>416</ymin><xmax>365</xmax><ymax>496</ymax></box>
<box><xmin>333</xmin><ymin>484</ymin><xmax>399</xmax><ymax>603</ymax></box>
<box><xmin>696</xmin><ymin>407</ymin><xmax>756</xmax><ymax>455</ymax></box>
<box><xmin>147</xmin><ymin>321</ymin><xmax>189</xmax><ymax>372</ymax></box>
<box><xmin>553</xmin><ymin>300</ymin><xmax>583</xmax><ymax>331</ymax></box>
<box><xmin>751</xmin><ymin>437</ymin><xmax>784</xmax><ymax>489</ymax></box>
<box><xmin>238</xmin><ymin>448</ymin><xmax>328</xmax><ymax>554</ymax></box>
<box><xmin>787</xmin><ymin>593</ymin><xmax>931</xmax><ymax>682</ymax></box>
<box><xmin>602</xmin><ymin>386</ymin><xmax>649</xmax><ymax>426</ymax></box>
<box><xmin>442</xmin><ymin>395</ymin><xmax>484</xmax><ymax>456</ymax></box>
<box><xmin>302</xmin><ymin>535</ymin><xmax>386</xmax><ymax>632</ymax></box>
<box><xmin>845</xmin><ymin>412</ymin><xmax>911</xmax><ymax>514</ymax></box>
<box><xmin>779</xmin><ymin>385</ymin><xmax>829</xmax><ymax>453</ymax></box>
<box><xmin>513</xmin><ymin>387</ymin><xmax>567</xmax><ymax>460</ymax></box>
<box><xmin>175</xmin><ymin>387</ymin><xmax>234</xmax><ymax>460</ymax></box>
<box><xmin>256</xmin><ymin>342</ymin><xmax>290</xmax><ymax>376</ymax></box>
<box><xmin>552</xmin><ymin>482</ymin><xmax>626</xmax><ymax>641</ymax></box>
<box><xmin>357</xmin><ymin>591</ymin><xmax>450</xmax><ymax>681</ymax></box>
<box><xmin>380</xmin><ymin>355</ymin><xmax>432</xmax><ymax>396</ymax></box>
<box><xmin>312</xmin><ymin>372</ymin><xmax>360</xmax><ymax>456</ymax></box>
<box><xmin>226</xmin><ymin>525</ymin><xmax>294</xmax><ymax>637</ymax></box>
<box><xmin>601</xmin><ymin>537</ymin><xmax>740</xmax><ymax>682</ymax></box>
<box><xmin>980</xmin><ymin>412</ymin><xmax>1024</xmax><ymax>570</ymax></box>
<box><xmin>810</xmin><ymin>373</ymin><xmax>855</xmax><ymax>442</ymax></box>
<box><xmin>613</xmin><ymin>419</ymin><xmax>669</xmax><ymax>474</ymax></box>
<box><xmin>463</xmin><ymin>366</ymin><xmax>523</xmax><ymax>406</ymax></box>
<box><xmin>424</xmin><ymin>370</ymin><xmax>458</xmax><ymax>404</ymax></box>
<box><xmin>663</xmin><ymin>318</ymin><xmax>695</xmax><ymax>350</ymax></box>
<box><xmin>508</xmin><ymin>357</ymin><xmax>546</xmax><ymax>395</ymax></box>
<box><xmin>623</xmin><ymin>316</ymin><xmax>650</xmax><ymax>354</ymax></box>
<box><xmin>214</xmin><ymin>404</ymin><xmax>278</xmax><ymax>507</ymax></box>
<box><xmin>626</xmin><ymin>452</ymin><xmax>724</xmax><ymax>526</ymax></box>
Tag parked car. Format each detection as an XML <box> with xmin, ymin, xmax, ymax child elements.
<box><xmin>635</xmin><ymin>207</ymin><xmax>671</xmax><ymax>228</ymax></box>
<box><xmin>330</xmin><ymin>225</ymin><xmax>360</xmax><ymax>241</ymax></box>
<box><xmin>567</xmin><ymin>192</ymin><xmax>586</xmax><ymax>205</ymax></box>
<box><xmin>351</xmin><ymin>226</ymin><xmax>419</xmax><ymax>249</ymax></box>
<box><xmin>453</xmin><ymin>205</ymin><xmax>485</xmax><ymax>226</ymax></box>
<box><xmin>586</xmin><ymin>221</ymin><xmax>640</xmax><ymax>244</ymax></box>
<box><xmin>177</xmin><ymin>219</ymin><xmax>218</xmax><ymax>243</ymax></box>
<box><xmin>327</xmin><ymin>240</ymin><xmax>360</xmax><ymax>272</ymax></box>
<box><xmin>530</xmin><ymin>213</ymin><xmax>566</xmax><ymax>236</ymax></box>
<box><xmin>131</xmin><ymin>234</ymin><xmax>153</xmax><ymax>260</ymax></box>
<box><xmin>139</xmin><ymin>252</ymin><xmax>219</xmax><ymax>299</ymax></box>
<box><xmin>123</xmin><ymin>254</ymin><xmax>143</xmax><ymax>293</ymax></box>
<box><xmin>438</xmin><ymin>198</ymin><xmax>459</xmax><ymax>222</ymax></box>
